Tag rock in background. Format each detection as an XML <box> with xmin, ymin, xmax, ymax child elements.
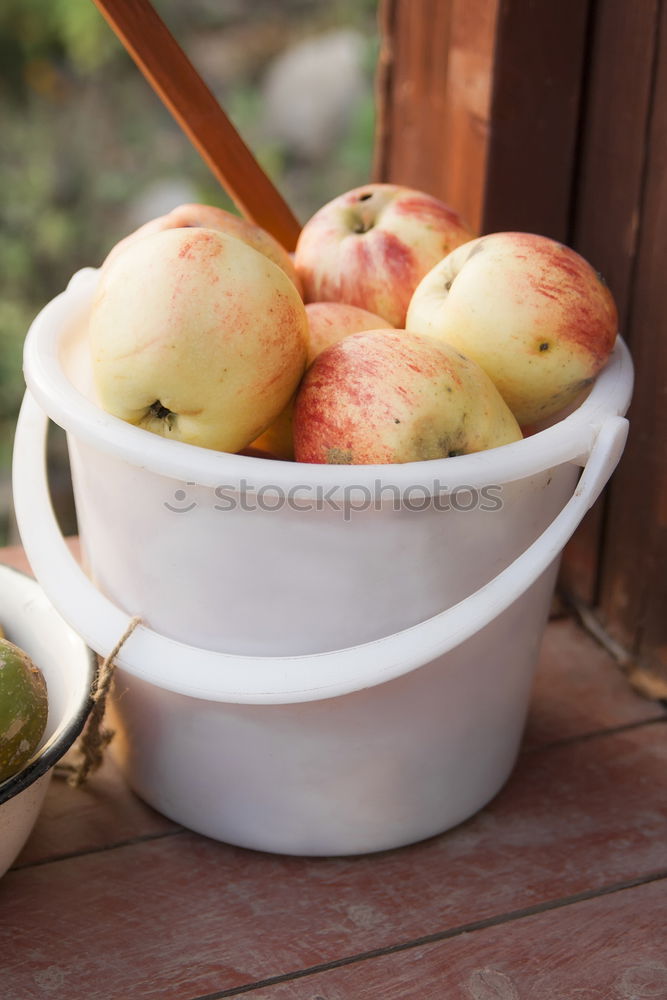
<box><xmin>261</xmin><ymin>29</ymin><xmax>367</xmax><ymax>161</ymax></box>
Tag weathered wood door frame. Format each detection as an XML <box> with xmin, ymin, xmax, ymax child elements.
<box><xmin>375</xmin><ymin>0</ymin><xmax>667</xmax><ymax>696</ymax></box>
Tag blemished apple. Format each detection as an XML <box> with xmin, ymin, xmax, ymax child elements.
<box><xmin>251</xmin><ymin>301</ymin><xmax>391</xmax><ymax>460</ymax></box>
<box><xmin>294</xmin><ymin>183</ymin><xmax>474</xmax><ymax>327</ymax></box>
<box><xmin>89</xmin><ymin>227</ymin><xmax>309</xmax><ymax>452</ymax></box>
<box><xmin>103</xmin><ymin>202</ymin><xmax>302</xmax><ymax>294</ymax></box>
<box><xmin>293</xmin><ymin>329</ymin><xmax>522</xmax><ymax>465</ymax></box>
<box><xmin>406</xmin><ymin>231</ymin><xmax>618</xmax><ymax>426</ymax></box>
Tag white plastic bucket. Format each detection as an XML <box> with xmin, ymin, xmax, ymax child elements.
<box><xmin>12</xmin><ymin>268</ymin><xmax>633</xmax><ymax>855</ymax></box>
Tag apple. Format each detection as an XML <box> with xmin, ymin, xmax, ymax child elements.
<box><xmin>250</xmin><ymin>301</ymin><xmax>391</xmax><ymax>460</ymax></box>
<box><xmin>237</xmin><ymin>445</ymin><xmax>282</xmax><ymax>460</ymax></box>
<box><xmin>405</xmin><ymin>231</ymin><xmax>618</xmax><ymax>426</ymax></box>
<box><xmin>0</xmin><ymin>638</ymin><xmax>48</xmax><ymax>782</ymax></box>
<box><xmin>89</xmin><ymin>227</ymin><xmax>309</xmax><ymax>452</ymax></box>
<box><xmin>103</xmin><ymin>202</ymin><xmax>302</xmax><ymax>294</ymax></box>
<box><xmin>293</xmin><ymin>183</ymin><xmax>474</xmax><ymax>327</ymax></box>
<box><xmin>293</xmin><ymin>329</ymin><xmax>522</xmax><ymax>465</ymax></box>
<box><xmin>303</xmin><ymin>302</ymin><xmax>395</xmax><ymax>366</ymax></box>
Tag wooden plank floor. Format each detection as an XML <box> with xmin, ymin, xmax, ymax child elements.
<box><xmin>1</xmin><ymin>544</ymin><xmax>666</xmax><ymax>1000</ymax></box>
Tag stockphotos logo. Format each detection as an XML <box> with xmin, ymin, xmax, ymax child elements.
<box><xmin>164</xmin><ymin>480</ymin><xmax>503</xmax><ymax>520</ymax></box>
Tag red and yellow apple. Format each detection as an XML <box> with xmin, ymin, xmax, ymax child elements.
<box><xmin>406</xmin><ymin>231</ymin><xmax>618</xmax><ymax>426</ymax></box>
<box><xmin>293</xmin><ymin>329</ymin><xmax>522</xmax><ymax>465</ymax></box>
<box><xmin>103</xmin><ymin>202</ymin><xmax>302</xmax><ymax>294</ymax></box>
<box><xmin>303</xmin><ymin>302</ymin><xmax>394</xmax><ymax>366</ymax></box>
<box><xmin>89</xmin><ymin>227</ymin><xmax>308</xmax><ymax>452</ymax></box>
<box><xmin>251</xmin><ymin>301</ymin><xmax>391</xmax><ymax>460</ymax></box>
<box><xmin>294</xmin><ymin>183</ymin><xmax>474</xmax><ymax>327</ymax></box>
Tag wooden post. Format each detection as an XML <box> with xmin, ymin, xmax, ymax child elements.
<box><xmin>592</xmin><ymin>0</ymin><xmax>667</xmax><ymax>699</ymax></box>
<box><xmin>375</xmin><ymin>0</ymin><xmax>500</xmax><ymax>234</ymax></box>
<box><xmin>375</xmin><ymin>0</ymin><xmax>667</xmax><ymax>697</ymax></box>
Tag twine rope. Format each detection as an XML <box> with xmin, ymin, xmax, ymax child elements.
<box><xmin>56</xmin><ymin>615</ymin><xmax>142</xmax><ymax>788</ymax></box>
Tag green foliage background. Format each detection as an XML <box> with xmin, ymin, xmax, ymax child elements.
<box><xmin>0</xmin><ymin>0</ymin><xmax>378</xmax><ymax>541</ymax></box>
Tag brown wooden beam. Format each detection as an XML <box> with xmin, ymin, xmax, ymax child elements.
<box><xmin>559</xmin><ymin>0</ymin><xmax>660</xmax><ymax>611</ymax></box>
<box><xmin>481</xmin><ymin>0</ymin><xmax>592</xmax><ymax>239</ymax></box>
<box><xmin>594</xmin><ymin>0</ymin><xmax>667</xmax><ymax>698</ymax></box>
<box><xmin>374</xmin><ymin>0</ymin><xmax>499</xmax><ymax>233</ymax></box>
<box><xmin>375</xmin><ymin>0</ymin><xmax>667</xmax><ymax>696</ymax></box>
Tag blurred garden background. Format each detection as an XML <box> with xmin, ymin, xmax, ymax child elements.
<box><xmin>0</xmin><ymin>0</ymin><xmax>379</xmax><ymax>544</ymax></box>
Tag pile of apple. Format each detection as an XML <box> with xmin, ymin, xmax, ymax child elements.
<box><xmin>88</xmin><ymin>185</ymin><xmax>618</xmax><ymax>464</ymax></box>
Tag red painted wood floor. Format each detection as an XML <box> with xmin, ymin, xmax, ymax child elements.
<box><xmin>1</xmin><ymin>544</ymin><xmax>666</xmax><ymax>999</ymax></box>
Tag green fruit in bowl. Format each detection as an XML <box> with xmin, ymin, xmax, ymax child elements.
<box><xmin>0</xmin><ymin>638</ymin><xmax>49</xmax><ymax>782</ymax></box>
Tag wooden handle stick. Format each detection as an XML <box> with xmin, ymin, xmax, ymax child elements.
<box><xmin>92</xmin><ymin>0</ymin><xmax>302</xmax><ymax>250</ymax></box>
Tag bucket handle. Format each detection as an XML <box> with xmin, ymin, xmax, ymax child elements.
<box><xmin>13</xmin><ymin>389</ymin><xmax>629</xmax><ymax>704</ymax></box>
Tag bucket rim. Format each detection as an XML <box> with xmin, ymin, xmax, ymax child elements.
<box><xmin>23</xmin><ymin>267</ymin><xmax>634</xmax><ymax>495</ymax></box>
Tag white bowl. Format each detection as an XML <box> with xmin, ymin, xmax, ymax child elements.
<box><xmin>0</xmin><ymin>563</ymin><xmax>95</xmax><ymax>877</ymax></box>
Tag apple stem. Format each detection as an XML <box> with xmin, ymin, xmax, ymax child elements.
<box><xmin>150</xmin><ymin>400</ymin><xmax>174</xmax><ymax>422</ymax></box>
